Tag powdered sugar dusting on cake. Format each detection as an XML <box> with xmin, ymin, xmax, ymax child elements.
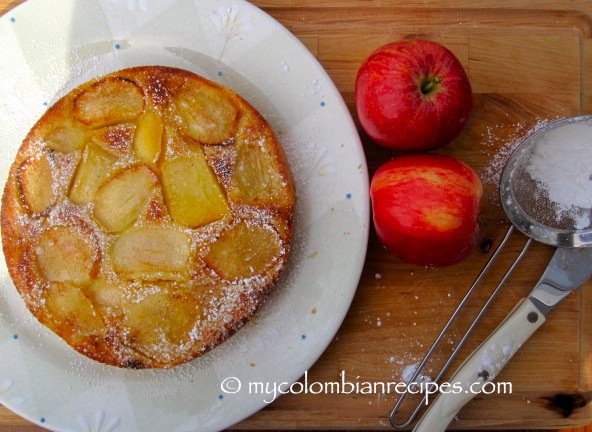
<box><xmin>1</xmin><ymin>66</ymin><xmax>294</xmax><ymax>369</ymax></box>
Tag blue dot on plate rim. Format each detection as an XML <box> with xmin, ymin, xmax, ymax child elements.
<box><xmin>346</xmin><ymin>193</ymin><xmax>352</xmax><ymax>199</ymax></box>
<box><xmin>300</xmin><ymin>334</ymin><xmax>306</xmax><ymax>340</ymax></box>
<box><xmin>217</xmin><ymin>70</ymin><xmax>223</xmax><ymax>77</ymax></box>
<box><xmin>12</xmin><ymin>334</ymin><xmax>18</xmax><ymax>340</ymax></box>
<box><xmin>114</xmin><ymin>43</ymin><xmax>120</xmax><ymax>49</ymax></box>
<box><xmin>9</xmin><ymin>17</ymin><xmax>15</xmax><ymax>23</ymax></box>
<box><xmin>40</xmin><ymin>418</ymin><xmax>46</xmax><ymax>423</ymax></box>
<box><xmin>218</xmin><ymin>394</ymin><xmax>224</xmax><ymax>400</ymax></box>
<box><xmin>320</xmin><ymin>101</ymin><xmax>326</xmax><ymax>107</ymax></box>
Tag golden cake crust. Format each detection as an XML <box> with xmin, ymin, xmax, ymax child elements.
<box><xmin>1</xmin><ymin>66</ymin><xmax>294</xmax><ymax>369</ymax></box>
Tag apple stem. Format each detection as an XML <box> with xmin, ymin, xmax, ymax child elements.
<box><xmin>421</xmin><ymin>76</ymin><xmax>443</xmax><ymax>95</ymax></box>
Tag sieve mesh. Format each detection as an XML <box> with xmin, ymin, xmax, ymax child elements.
<box><xmin>508</xmin><ymin>142</ymin><xmax>591</xmax><ymax>231</ymax></box>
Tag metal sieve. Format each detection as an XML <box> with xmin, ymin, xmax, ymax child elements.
<box><xmin>500</xmin><ymin>115</ymin><xmax>592</xmax><ymax>248</ymax></box>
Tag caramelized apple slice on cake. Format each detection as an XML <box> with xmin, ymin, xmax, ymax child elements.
<box><xmin>230</xmin><ymin>116</ymin><xmax>293</xmax><ymax>211</ymax></box>
<box><xmin>69</xmin><ymin>142</ymin><xmax>118</xmax><ymax>205</ymax></box>
<box><xmin>93</xmin><ymin>165</ymin><xmax>158</xmax><ymax>233</ymax></box>
<box><xmin>110</xmin><ymin>226</ymin><xmax>191</xmax><ymax>281</ymax></box>
<box><xmin>17</xmin><ymin>152</ymin><xmax>55</xmax><ymax>215</ymax></box>
<box><xmin>41</xmin><ymin>282</ymin><xmax>106</xmax><ymax>341</ymax></box>
<box><xmin>133</xmin><ymin>110</ymin><xmax>163</xmax><ymax>168</ymax></box>
<box><xmin>91</xmin><ymin>123</ymin><xmax>135</xmax><ymax>157</ymax></box>
<box><xmin>174</xmin><ymin>81</ymin><xmax>239</xmax><ymax>144</ymax></box>
<box><xmin>44</xmin><ymin>118</ymin><xmax>90</xmax><ymax>153</ymax></box>
<box><xmin>160</xmin><ymin>145</ymin><xmax>229</xmax><ymax>228</ymax></box>
<box><xmin>35</xmin><ymin>225</ymin><xmax>99</xmax><ymax>285</ymax></box>
<box><xmin>73</xmin><ymin>77</ymin><xmax>145</xmax><ymax>129</ymax></box>
<box><xmin>120</xmin><ymin>289</ymin><xmax>200</xmax><ymax>364</ymax></box>
<box><xmin>87</xmin><ymin>278</ymin><xmax>127</xmax><ymax>310</ymax></box>
<box><xmin>204</xmin><ymin>221</ymin><xmax>283</xmax><ymax>282</ymax></box>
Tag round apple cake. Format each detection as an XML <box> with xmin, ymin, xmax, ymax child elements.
<box><xmin>1</xmin><ymin>66</ymin><xmax>295</xmax><ymax>369</ymax></box>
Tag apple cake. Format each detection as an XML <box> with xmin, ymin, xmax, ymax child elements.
<box><xmin>1</xmin><ymin>66</ymin><xmax>295</xmax><ymax>369</ymax></box>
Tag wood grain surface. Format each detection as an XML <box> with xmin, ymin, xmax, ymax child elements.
<box><xmin>1</xmin><ymin>0</ymin><xmax>592</xmax><ymax>431</ymax></box>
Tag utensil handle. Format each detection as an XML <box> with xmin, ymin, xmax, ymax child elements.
<box><xmin>412</xmin><ymin>298</ymin><xmax>545</xmax><ymax>432</ymax></box>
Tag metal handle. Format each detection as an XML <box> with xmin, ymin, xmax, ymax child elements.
<box><xmin>411</xmin><ymin>297</ymin><xmax>545</xmax><ymax>432</ymax></box>
<box><xmin>389</xmin><ymin>225</ymin><xmax>532</xmax><ymax>429</ymax></box>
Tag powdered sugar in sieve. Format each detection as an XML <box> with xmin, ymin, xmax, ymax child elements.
<box><xmin>526</xmin><ymin>121</ymin><xmax>592</xmax><ymax>229</ymax></box>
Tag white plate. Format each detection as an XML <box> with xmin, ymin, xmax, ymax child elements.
<box><xmin>0</xmin><ymin>1</ymin><xmax>369</xmax><ymax>431</ymax></box>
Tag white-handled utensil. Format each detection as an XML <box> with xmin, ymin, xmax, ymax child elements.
<box><xmin>412</xmin><ymin>247</ymin><xmax>592</xmax><ymax>432</ymax></box>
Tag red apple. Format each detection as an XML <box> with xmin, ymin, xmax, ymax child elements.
<box><xmin>371</xmin><ymin>154</ymin><xmax>483</xmax><ymax>267</ymax></box>
<box><xmin>355</xmin><ymin>39</ymin><xmax>472</xmax><ymax>152</ymax></box>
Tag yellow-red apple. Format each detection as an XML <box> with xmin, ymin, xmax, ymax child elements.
<box><xmin>371</xmin><ymin>154</ymin><xmax>483</xmax><ymax>267</ymax></box>
<box><xmin>355</xmin><ymin>39</ymin><xmax>472</xmax><ymax>151</ymax></box>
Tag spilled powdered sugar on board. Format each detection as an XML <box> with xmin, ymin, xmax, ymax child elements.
<box><xmin>480</xmin><ymin>119</ymin><xmax>553</xmax><ymax>187</ymax></box>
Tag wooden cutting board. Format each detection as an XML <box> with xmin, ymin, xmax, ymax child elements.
<box><xmin>239</xmin><ymin>4</ymin><xmax>592</xmax><ymax>430</ymax></box>
<box><xmin>1</xmin><ymin>0</ymin><xmax>592</xmax><ymax>430</ymax></box>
